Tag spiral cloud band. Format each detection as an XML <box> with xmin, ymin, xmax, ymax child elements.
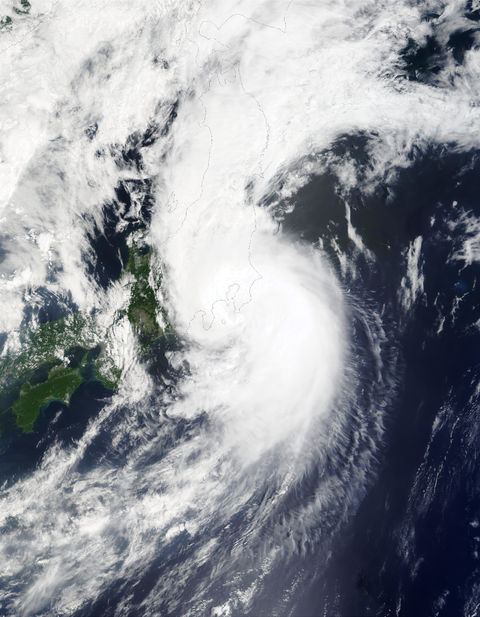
<box><xmin>0</xmin><ymin>0</ymin><xmax>479</xmax><ymax>615</ymax></box>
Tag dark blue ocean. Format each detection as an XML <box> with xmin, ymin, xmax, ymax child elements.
<box><xmin>2</xmin><ymin>139</ymin><xmax>479</xmax><ymax>617</ymax></box>
<box><xmin>1</xmin><ymin>5</ymin><xmax>480</xmax><ymax>614</ymax></box>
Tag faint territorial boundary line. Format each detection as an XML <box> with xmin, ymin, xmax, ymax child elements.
<box><xmin>0</xmin><ymin>0</ymin><xmax>60</xmax><ymax>56</ymax></box>
<box><xmin>165</xmin><ymin>4</ymin><xmax>293</xmax><ymax>336</ymax></box>
<box><xmin>197</xmin><ymin>0</ymin><xmax>294</xmax><ymax>40</ymax></box>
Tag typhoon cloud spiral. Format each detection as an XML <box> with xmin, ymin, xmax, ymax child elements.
<box><xmin>0</xmin><ymin>1</ymin><xmax>480</xmax><ymax>616</ymax></box>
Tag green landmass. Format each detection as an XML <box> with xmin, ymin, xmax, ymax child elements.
<box><xmin>13</xmin><ymin>365</ymin><xmax>82</xmax><ymax>433</ymax></box>
<box><xmin>0</xmin><ymin>16</ymin><xmax>12</xmax><ymax>30</ymax></box>
<box><xmin>0</xmin><ymin>234</ymin><xmax>169</xmax><ymax>437</ymax></box>
<box><xmin>1</xmin><ymin>1</ymin><xmax>31</xmax><ymax>32</ymax></box>
<box><xmin>13</xmin><ymin>0</ymin><xmax>30</xmax><ymax>15</ymax></box>
<box><xmin>0</xmin><ymin>314</ymin><xmax>117</xmax><ymax>436</ymax></box>
<box><xmin>125</xmin><ymin>238</ymin><xmax>171</xmax><ymax>350</ymax></box>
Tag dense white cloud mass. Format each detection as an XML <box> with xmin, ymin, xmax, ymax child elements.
<box><xmin>0</xmin><ymin>0</ymin><xmax>480</xmax><ymax>615</ymax></box>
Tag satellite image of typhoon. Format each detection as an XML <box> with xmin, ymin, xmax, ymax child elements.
<box><xmin>0</xmin><ymin>1</ymin><xmax>480</xmax><ymax>616</ymax></box>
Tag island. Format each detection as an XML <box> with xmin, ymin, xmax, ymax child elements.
<box><xmin>0</xmin><ymin>232</ymin><xmax>170</xmax><ymax>437</ymax></box>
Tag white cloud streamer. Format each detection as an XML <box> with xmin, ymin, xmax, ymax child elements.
<box><xmin>1</xmin><ymin>0</ymin><xmax>480</xmax><ymax>614</ymax></box>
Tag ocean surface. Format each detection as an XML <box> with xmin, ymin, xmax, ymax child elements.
<box><xmin>0</xmin><ymin>2</ymin><xmax>480</xmax><ymax>616</ymax></box>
